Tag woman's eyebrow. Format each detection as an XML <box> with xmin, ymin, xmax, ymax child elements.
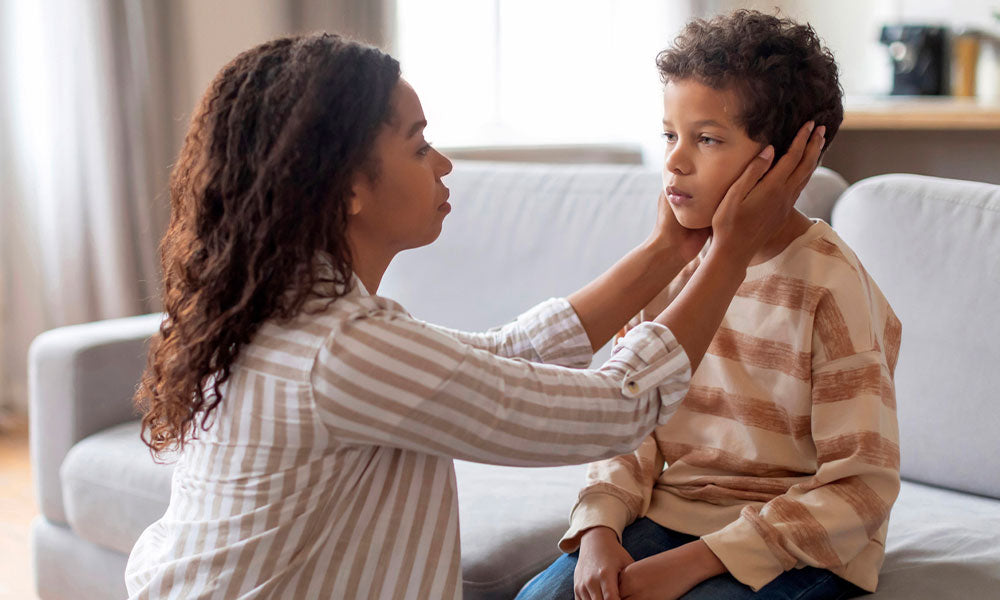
<box><xmin>405</xmin><ymin>119</ymin><xmax>427</xmax><ymax>138</ymax></box>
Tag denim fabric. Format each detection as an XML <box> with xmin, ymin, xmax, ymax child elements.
<box><xmin>516</xmin><ymin>518</ymin><xmax>865</xmax><ymax>600</ymax></box>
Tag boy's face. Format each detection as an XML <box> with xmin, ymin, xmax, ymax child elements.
<box><xmin>661</xmin><ymin>79</ymin><xmax>766</xmax><ymax>229</ymax></box>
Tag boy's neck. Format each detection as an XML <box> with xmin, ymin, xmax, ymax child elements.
<box><xmin>748</xmin><ymin>209</ymin><xmax>814</xmax><ymax>267</ymax></box>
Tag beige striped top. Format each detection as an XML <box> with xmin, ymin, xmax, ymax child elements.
<box><xmin>560</xmin><ymin>221</ymin><xmax>901</xmax><ymax>593</ymax></box>
<box><xmin>125</xmin><ymin>275</ymin><xmax>692</xmax><ymax>599</ymax></box>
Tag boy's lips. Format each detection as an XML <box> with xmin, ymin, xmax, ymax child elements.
<box><xmin>665</xmin><ymin>185</ymin><xmax>694</xmax><ymax>207</ymax></box>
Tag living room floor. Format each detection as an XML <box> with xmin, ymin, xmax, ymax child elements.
<box><xmin>0</xmin><ymin>418</ymin><xmax>39</xmax><ymax>600</ymax></box>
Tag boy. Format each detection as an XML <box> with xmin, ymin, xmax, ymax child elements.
<box><xmin>518</xmin><ymin>10</ymin><xmax>901</xmax><ymax>600</ymax></box>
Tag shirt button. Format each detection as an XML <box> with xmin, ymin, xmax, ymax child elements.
<box><xmin>626</xmin><ymin>380</ymin><xmax>639</xmax><ymax>394</ymax></box>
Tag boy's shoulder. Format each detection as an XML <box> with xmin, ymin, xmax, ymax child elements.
<box><xmin>779</xmin><ymin>221</ymin><xmax>900</xmax><ymax>365</ymax></box>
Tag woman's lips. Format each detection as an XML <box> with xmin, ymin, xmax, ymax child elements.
<box><xmin>438</xmin><ymin>188</ymin><xmax>451</xmax><ymax>213</ymax></box>
<box><xmin>665</xmin><ymin>186</ymin><xmax>693</xmax><ymax>207</ymax></box>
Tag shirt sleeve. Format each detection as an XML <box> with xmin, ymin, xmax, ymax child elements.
<box><xmin>422</xmin><ymin>298</ymin><xmax>593</xmax><ymax>368</ymax></box>
<box><xmin>701</xmin><ymin>302</ymin><xmax>902</xmax><ymax>591</ymax></box>
<box><xmin>558</xmin><ymin>434</ymin><xmax>665</xmax><ymax>553</ymax></box>
<box><xmin>310</xmin><ymin>298</ymin><xmax>691</xmax><ymax>467</ymax></box>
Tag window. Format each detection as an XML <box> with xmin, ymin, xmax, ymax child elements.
<box><xmin>396</xmin><ymin>0</ymin><xmax>689</xmax><ymax>164</ymax></box>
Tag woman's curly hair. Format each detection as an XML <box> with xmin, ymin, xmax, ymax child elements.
<box><xmin>136</xmin><ymin>33</ymin><xmax>400</xmax><ymax>458</ymax></box>
<box><xmin>656</xmin><ymin>9</ymin><xmax>843</xmax><ymax>158</ymax></box>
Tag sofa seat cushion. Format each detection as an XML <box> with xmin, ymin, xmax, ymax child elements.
<box><xmin>60</xmin><ymin>420</ymin><xmax>174</xmax><ymax>555</ymax></box>
<box><xmin>455</xmin><ymin>460</ymin><xmax>587</xmax><ymax>600</ymax></box>
<box><xmin>874</xmin><ymin>479</ymin><xmax>1000</xmax><ymax>598</ymax></box>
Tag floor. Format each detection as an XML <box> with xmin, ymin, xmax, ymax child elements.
<box><xmin>0</xmin><ymin>418</ymin><xmax>39</xmax><ymax>600</ymax></box>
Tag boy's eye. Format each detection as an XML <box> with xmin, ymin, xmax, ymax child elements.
<box><xmin>661</xmin><ymin>132</ymin><xmax>677</xmax><ymax>143</ymax></box>
<box><xmin>699</xmin><ymin>136</ymin><xmax>720</xmax><ymax>146</ymax></box>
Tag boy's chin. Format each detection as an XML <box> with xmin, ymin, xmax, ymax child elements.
<box><xmin>674</xmin><ymin>212</ymin><xmax>713</xmax><ymax>230</ymax></box>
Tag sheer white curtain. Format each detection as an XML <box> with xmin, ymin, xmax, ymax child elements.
<box><xmin>1</xmin><ymin>0</ymin><xmax>175</xmax><ymax>420</ymax></box>
<box><xmin>0</xmin><ymin>0</ymin><xmax>398</xmax><ymax>420</ymax></box>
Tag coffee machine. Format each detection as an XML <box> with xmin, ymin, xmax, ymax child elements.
<box><xmin>880</xmin><ymin>25</ymin><xmax>948</xmax><ymax>95</ymax></box>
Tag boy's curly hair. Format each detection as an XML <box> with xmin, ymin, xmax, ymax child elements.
<box><xmin>657</xmin><ymin>9</ymin><xmax>843</xmax><ymax>158</ymax></box>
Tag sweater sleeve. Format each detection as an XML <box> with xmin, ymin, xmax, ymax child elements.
<box><xmin>422</xmin><ymin>298</ymin><xmax>593</xmax><ymax>368</ymax></box>
<box><xmin>558</xmin><ymin>434</ymin><xmax>665</xmax><ymax>552</ymax></box>
<box><xmin>701</xmin><ymin>297</ymin><xmax>902</xmax><ymax>591</ymax></box>
<box><xmin>311</xmin><ymin>295</ymin><xmax>691</xmax><ymax>467</ymax></box>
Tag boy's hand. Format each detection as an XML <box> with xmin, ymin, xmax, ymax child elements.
<box><xmin>648</xmin><ymin>190</ymin><xmax>711</xmax><ymax>265</ymax></box>
<box><xmin>618</xmin><ymin>541</ymin><xmax>726</xmax><ymax>600</ymax></box>
<box><xmin>575</xmin><ymin>527</ymin><xmax>635</xmax><ymax>600</ymax></box>
<box><xmin>711</xmin><ymin>120</ymin><xmax>826</xmax><ymax>265</ymax></box>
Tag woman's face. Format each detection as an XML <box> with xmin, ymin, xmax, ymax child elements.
<box><xmin>349</xmin><ymin>79</ymin><xmax>453</xmax><ymax>254</ymax></box>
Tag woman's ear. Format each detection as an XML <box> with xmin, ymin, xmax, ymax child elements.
<box><xmin>348</xmin><ymin>174</ymin><xmax>371</xmax><ymax>216</ymax></box>
<box><xmin>347</xmin><ymin>191</ymin><xmax>363</xmax><ymax>216</ymax></box>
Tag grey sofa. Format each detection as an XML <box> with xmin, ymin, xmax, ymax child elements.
<box><xmin>29</xmin><ymin>162</ymin><xmax>1000</xmax><ymax>599</ymax></box>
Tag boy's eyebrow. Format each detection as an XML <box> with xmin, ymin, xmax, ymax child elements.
<box><xmin>405</xmin><ymin>119</ymin><xmax>427</xmax><ymax>138</ymax></box>
<box><xmin>661</xmin><ymin>118</ymin><xmax>730</xmax><ymax>129</ymax></box>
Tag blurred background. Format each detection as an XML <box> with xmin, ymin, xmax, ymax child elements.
<box><xmin>1</xmin><ymin>2</ymin><xmax>999</xmax><ymax>597</ymax></box>
<box><xmin>1</xmin><ymin>0</ymin><xmax>999</xmax><ymax>425</ymax></box>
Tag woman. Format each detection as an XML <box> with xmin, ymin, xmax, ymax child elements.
<box><xmin>125</xmin><ymin>34</ymin><xmax>823</xmax><ymax>599</ymax></box>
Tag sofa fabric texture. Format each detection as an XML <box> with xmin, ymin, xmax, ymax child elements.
<box><xmin>29</xmin><ymin>162</ymin><xmax>999</xmax><ymax>599</ymax></box>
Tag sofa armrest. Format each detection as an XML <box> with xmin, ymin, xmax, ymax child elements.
<box><xmin>28</xmin><ymin>313</ymin><xmax>163</xmax><ymax>524</ymax></box>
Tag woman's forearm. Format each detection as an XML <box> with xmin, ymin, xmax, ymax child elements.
<box><xmin>568</xmin><ymin>238</ymin><xmax>689</xmax><ymax>352</ymax></box>
<box><xmin>652</xmin><ymin>245</ymin><xmax>748</xmax><ymax>372</ymax></box>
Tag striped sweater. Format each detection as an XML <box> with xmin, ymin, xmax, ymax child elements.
<box><xmin>125</xmin><ymin>274</ymin><xmax>692</xmax><ymax>599</ymax></box>
<box><xmin>560</xmin><ymin>220</ymin><xmax>901</xmax><ymax>592</ymax></box>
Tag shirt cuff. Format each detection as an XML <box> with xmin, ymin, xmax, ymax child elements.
<box><xmin>516</xmin><ymin>298</ymin><xmax>594</xmax><ymax>368</ymax></box>
<box><xmin>608</xmin><ymin>322</ymin><xmax>691</xmax><ymax>424</ymax></box>
<box><xmin>559</xmin><ymin>493</ymin><xmax>633</xmax><ymax>553</ymax></box>
<box><xmin>701</xmin><ymin>515</ymin><xmax>787</xmax><ymax>592</ymax></box>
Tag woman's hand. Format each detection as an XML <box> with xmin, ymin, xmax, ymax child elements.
<box><xmin>574</xmin><ymin>527</ymin><xmax>635</xmax><ymax>600</ymax></box>
<box><xmin>710</xmin><ymin>121</ymin><xmax>826</xmax><ymax>266</ymax></box>
<box><xmin>647</xmin><ymin>191</ymin><xmax>711</xmax><ymax>266</ymax></box>
<box><xmin>618</xmin><ymin>541</ymin><xmax>726</xmax><ymax>600</ymax></box>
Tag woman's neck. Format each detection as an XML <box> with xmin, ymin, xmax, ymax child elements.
<box><xmin>346</xmin><ymin>231</ymin><xmax>396</xmax><ymax>295</ymax></box>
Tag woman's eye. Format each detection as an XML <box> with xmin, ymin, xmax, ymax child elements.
<box><xmin>417</xmin><ymin>142</ymin><xmax>434</xmax><ymax>156</ymax></box>
<box><xmin>661</xmin><ymin>132</ymin><xmax>677</xmax><ymax>143</ymax></box>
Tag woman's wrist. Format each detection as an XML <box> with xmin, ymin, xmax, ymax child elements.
<box><xmin>702</xmin><ymin>242</ymin><xmax>751</xmax><ymax>284</ymax></box>
<box><xmin>639</xmin><ymin>235</ymin><xmax>689</xmax><ymax>280</ymax></box>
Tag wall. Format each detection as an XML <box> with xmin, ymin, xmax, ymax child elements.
<box><xmin>705</xmin><ymin>0</ymin><xmax>1000</xmax><ymax>95</ymax></box>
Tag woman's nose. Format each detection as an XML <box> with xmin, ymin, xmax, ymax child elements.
<box><xmin>435</xmin><ymin>148</ymin><xmax>453</xmax><ymax>177</ymax></box>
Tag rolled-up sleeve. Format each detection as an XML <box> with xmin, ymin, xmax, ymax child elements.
<box><xmin>424</xmin><ymin>298</ymin><xmax>594</xmax><ymax>368</ymax></box>
<box><xmin>311</xmin><ymin>297</ymin><xmax>691</xmax><ymax>467</ymax></box>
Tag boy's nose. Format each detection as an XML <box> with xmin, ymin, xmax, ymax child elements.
<box><xmin>664</xmin><ymin>146</ymin><xmax>692</xmax><ymax>175</ymax></box>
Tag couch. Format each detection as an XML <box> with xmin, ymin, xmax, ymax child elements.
<box><xmin>29</xmin><ymin>161</ymin><xmax>1000</xmax><ymax>599</ymax></box>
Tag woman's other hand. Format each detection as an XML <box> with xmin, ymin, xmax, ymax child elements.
<box><xmin>574</xmin><ymin>527</ymin><xmax>635</xmax><ymax>600</ymax></box>
<box><xmin>647</xmin><ymin>191</ymin><xmax>711</xmax><ymax>265</ymax></box>
<box><xmin>711</xmin><ymin>120</ymin><xmax>826</xmax><ymax>265</ymax></box>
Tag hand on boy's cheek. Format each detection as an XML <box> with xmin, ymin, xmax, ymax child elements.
<box><xmin>654</xmin><ymin>191</ymin><xmax>710</xmax><ymax>263</ymax></box>
<box><xmin>618</xmin><ymin>548</ymin><xmax>700</xmax><ymax>600</ymax></box>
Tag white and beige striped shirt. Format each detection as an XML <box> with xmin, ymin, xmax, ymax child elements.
<box><xmin>125</xmin><ymin>275</ymin><xmax>691</xmax><ymax>599</ymax></box>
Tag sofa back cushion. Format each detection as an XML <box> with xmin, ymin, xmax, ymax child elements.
<box><xmin>833</xmin><ymin>174</ymin><xmax>1000</xmax><ymax>499</ymax></box>
<box><xmin>381</xmin><ymin>161</ymin><xmax>847</xmax><ymax>365</ymax></box>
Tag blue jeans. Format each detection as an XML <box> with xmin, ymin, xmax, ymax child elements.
<box><xmin>516</xmin><ymin>518</ymin><xmax>865</xmax><ymax>600</ymax></box>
